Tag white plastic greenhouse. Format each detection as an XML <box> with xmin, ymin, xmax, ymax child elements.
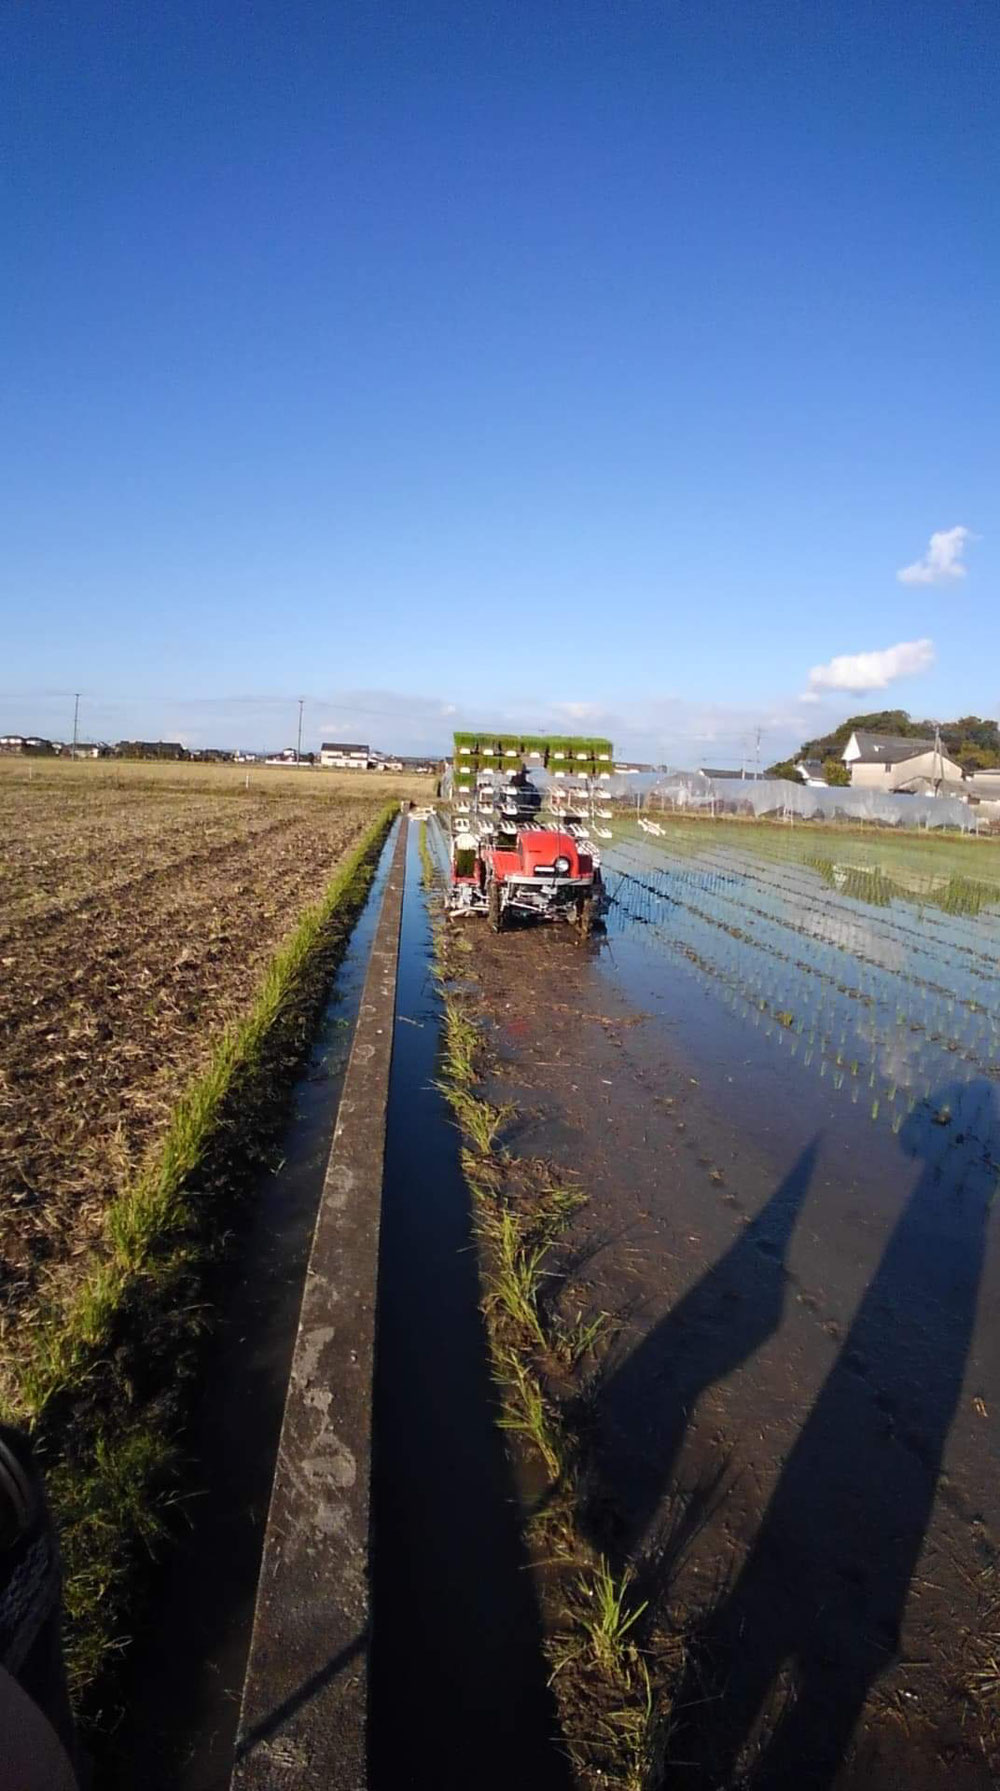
<box><xmin>440</xmin><ymin>763</ymin><xmax>978</xmax><ymax>830</ymax></box>
<box><xmin>619</xmin><ymin>770</ymin><xmax>977</xmax><ymax>831</ymax></box>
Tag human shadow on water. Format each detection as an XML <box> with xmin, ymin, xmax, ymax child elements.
<box><xmin>584</xmin><ymin>1139</ymin><xmax>820</xmax><ymax>1565</ymax></box>
<box><xmin>668</xmin><ymin>1078</ymin><xmax>997</xmax><ymax>1790</ymax></box>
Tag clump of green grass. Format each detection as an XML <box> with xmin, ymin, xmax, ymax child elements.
<box><xmin>441</xmin><ymin>1084</ymin><xmax>513</xmax><ymax>1155</ymax></box>
<box><xmin>496</xmin><ymin>1348</ymin><xmax>563</xmax><ymax>1480</ymax></box>
<box><xmin>441</xmin><ymin>1005</ymin><xmax>481</xmax><ymax>1085</ymax></box>
<box><xmin>578</xmin><ymin>1557</ymin><xmax>649</xmax><ymax>1671</ymax></box>
<box><xmin>484</xmin><ymin>1209</ymin><xmax>551</xmax><ymax>1347</ymax></box>
<box><xmin>548</xmin><ymin>1560</ymin><xmax>675</xmax><ymax>1791</ymax></box>
<box><xmin>49</xmin><ymin>1421</ymin><xmax>178</xmax><ymax>1700</ymax></box>
<box><xmin>555</xmin><ymin>1307</ymin><xmax>612</xmax><ymax>1368</ymax></box>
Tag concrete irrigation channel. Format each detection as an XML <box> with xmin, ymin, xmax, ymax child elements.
<box><xmin>129</xmin><ymin>813</ymin><xmax>562</xmax><ymax>1791</ymax></box>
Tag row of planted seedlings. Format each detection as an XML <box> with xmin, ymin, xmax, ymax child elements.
<box><xmin>631</xmin><ymin>833</ymin><xmax>1000</xmax><ymax>1069</ymax></box>
<box><xmin>624</xmin><ymin>807</ymin><xmax>1000</xmax><ymax>896</ymax></box>
<box><xmin>677</xmin><ymin>831</ymin><xmax>1000</xmax><ymax>989</ymax></box>
<box><xmin>615</xmin><ymin>809</ymin><xmax>1000</xmax><ymax>935</ymax></box>
<box><xmin>612</xmin><ymin>829</ymin><xmax>1000</xmax><ymax>1006</ymax></box>
<box><xmin>420</xmin><ymin>827</ymin><xmax>684</xmax><ymax>1791</ymax></box>
<box><xmin>632</xmin><ymin>895</ymin><xmax>997</xmax><ymax>1181</ymax></box>
<box><xmin>604</xmin><ymin>851</ymin><xmax>999</xmax><ymax>1170</ymax></box>
<box><xmin>618</xmin><ymin>822</ymin><xmax>1000</xmax><ymax>993</ymax></box>
<box><xmin>609</xmin><ymin>851</ymin><xmax>991</xmax><ymax>1101</ymax></box>
<box><xmin>606</xmin><ymin>837</ymin><xmax>1000</xmax><ymax>1073</ymax></box>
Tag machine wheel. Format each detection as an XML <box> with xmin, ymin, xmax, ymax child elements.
<box><xmin>576</xmin><ymin>894</ymin><xmax>595</xmax><ymax>938</ymax></box>
<box><xmin>488</xmin><ymin>881</ymin><xmax>505</xmax><ymax>933</ymax></box>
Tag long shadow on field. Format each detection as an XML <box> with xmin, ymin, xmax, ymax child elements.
<box><xmin>585</xmin><ymin>1139</ymin><xmax>820</xmax><ymax>1565</ymax></box>
<box><xmin>667</xmin><ymin>1077</ymin><xmax>997</xmax><ymax>1790</ymax></box>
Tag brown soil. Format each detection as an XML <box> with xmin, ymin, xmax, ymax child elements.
<box><xmin>0</xmin><ymin>776</ymin><xmax>384</xmax><ymax>1348</ymax></box>
<box><xmin>455</xmin><ymin>917</ymin><xmax>998</xmax><ymax>1791</ymax></box>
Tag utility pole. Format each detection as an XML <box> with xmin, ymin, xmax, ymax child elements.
<box><xmin>754</xmin><ymin>724</ymin><xmax>762</xmax><ymax>781</ymax></box>
<box><xmin>934</xmin><ymin>721</ymin><xmax>943</xmax><ymax>795</ymax></box>
<box><xmin>72</xmin><ymin>692</ymin><xmax>80</xmax><ymax>757</ymax></box>
<box><xmin>296</xmin><ymin>697</ymin><xmax>304</xmax><ymax>765</ymax></box>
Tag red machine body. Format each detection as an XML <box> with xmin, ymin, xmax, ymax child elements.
<box><xmin>450</xmin><ymin>823</ymin><xmax>602</xmax><ymax>932</ymax></box>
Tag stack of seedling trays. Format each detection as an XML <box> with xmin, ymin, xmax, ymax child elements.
<box><xmin>451</xmin><ymin>732</ymin><xmax>614</xmax><ymax>832</ymax></box>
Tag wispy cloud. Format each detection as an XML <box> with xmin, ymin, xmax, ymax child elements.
<box><xmin>0</xmin><ymin>686</ymin><xmax>825</xmax><ymax>771</ymax></box>
<box><xmin>897</xmin><ymin>525</ymin><xmax>974</xmax><ymax>585</ymax></box>
<box><xmin>805</xmin><ymin>638</ymin><xmax>935</xmax><ymax>696</ymax></box>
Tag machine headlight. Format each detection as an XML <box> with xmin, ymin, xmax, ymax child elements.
<box><xmin>553</xmin><ymin>854</ymin><xmax>571</xmax><ymax>875</ymax></box>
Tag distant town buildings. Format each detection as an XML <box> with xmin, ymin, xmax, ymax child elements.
<box><xmin>0</xmin><ymin>734</ymin><xmax>56</xmax><ymax>754</ymax></box>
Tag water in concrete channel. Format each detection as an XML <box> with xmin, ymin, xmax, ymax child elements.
<box><xmin>369</xmin><ymin>823</ymin><xmax>569</xmax><ymax>1790</ymax></box>
<box><xmin>112</xmin><ymin>821</ymin><xmax>402</xmax><ymax>1791</ymax></box>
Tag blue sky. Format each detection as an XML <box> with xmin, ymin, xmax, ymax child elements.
<box><xmin>2</xmin><ymin>1</ymin><xmax>996</xmax><ymax>762</ymax></box>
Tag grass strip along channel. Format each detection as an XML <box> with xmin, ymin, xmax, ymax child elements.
<box><xmin>423</xmin><ymin>827</ymin><xmax>686</xmax><ymax>1791</ymax></box>
<box><xmin>3</xmin><ymin>803</ymin><xmax>396</xmax><ymax>1724</ymax></box>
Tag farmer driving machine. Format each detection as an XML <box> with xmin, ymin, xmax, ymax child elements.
<box><xmin>446</xmin><ymin>732</ymin><xmax>615</xmax><ymax>934</ymax></box>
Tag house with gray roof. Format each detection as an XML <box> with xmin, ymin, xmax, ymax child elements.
<box><xmin>842</xmin><ymin>730</ymin><xmax>962</xmax><ymax>792</ymax></box>
<box><xmin>796</xmin><ymin>759</ymin><xmax>828</xmax><ymax>786</ymax></box>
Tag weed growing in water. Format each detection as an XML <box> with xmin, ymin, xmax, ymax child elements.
<box><xmin>576</xmin><ymin>1557</ymin><xmax>649</xmax><ymax>1673</ymax></box>
<box><xmin>440</xmin><ymin>1083</ymin><xmax>512</xmax><ymax>1154</ymax></box>
<box><xmin>495</xmin><ymin>1348</ymin><xmax>563</xmax><ymax>1480</ymax></box>
<box><xmin>556</xmin><ymin>1307</ymin><xmax>612</xmax><ymax>1368</ymax></box>
<box><xmin>485</xmin><ymin>1210</ymin><xmax>551</xmax><ymax>1348</ymax></box>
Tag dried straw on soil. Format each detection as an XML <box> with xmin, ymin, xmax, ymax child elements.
<box><xmin>0</xmin><ymin>774</ymin><xmax>387</xmax><ymax>1376</ymax></box>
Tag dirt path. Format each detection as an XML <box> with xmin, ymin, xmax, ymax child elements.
<box><xmin>458</xmin><ymin>917</ymin><xmax>998</xmax><ymax>1790</ymax></box>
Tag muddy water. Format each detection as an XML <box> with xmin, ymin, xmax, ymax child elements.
<box><xmin>598</xmin><ymin>831</ymin><xmax>1000</xmax><ymax>1380</ymax></box>
<box><xmin>114</xmin><ymin>824</ymin><xmax>401</xmax><ymax>1791</ymax></box>
<box><xmin>431</xmin><ymin>813</ymin><xmax>1000</xmax><ymax>1787</ymax></box>
<box><xmin>368</xmin><ymin>825</ymin><xmax>568</xmax><ymax>1789</ymax></box>
<box><xmin>586</xmin><ymin>830</ymin><xmax>1000</xmax><ymax>1787</ymax></box>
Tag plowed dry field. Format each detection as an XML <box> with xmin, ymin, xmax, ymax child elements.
<box><xmin>0</xmin><ymin>764</ymin><xmax>396</xmax><ymax>1356</ymax></box>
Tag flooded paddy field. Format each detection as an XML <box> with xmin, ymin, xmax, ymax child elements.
<box><xmin>458</xmin><ymin>816</ymin><xmax>1000</xmax><ymax>1789</ymax></box>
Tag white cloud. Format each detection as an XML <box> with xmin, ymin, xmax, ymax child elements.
<box><xmin>897</xmin><ymin>525</ymin><xmax>974</xmax><ymax>585</ymax></box>
<box><xmin>1</xmin><ymin>686</ymin><xmax>831</xmax><ymax>772</ymax></box>
<box><xmin>552</xmin><ymin>701</ymin><xmax>606</xmax><ymax>722</ymax></box>
<box><xmin>805</xmin><ymin>638</ymin><xmax>935</xmax><ymax>696</ymax></box>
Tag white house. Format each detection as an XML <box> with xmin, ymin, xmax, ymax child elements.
<box><xmin>320</xmin><ymin>741</ymin><xmax>374</xmax><ymax>770</ymax></box>
<box><xmin>841</xmin><ymin>731</ymin><xmax>962</xmax><ymax>792</ymax></box>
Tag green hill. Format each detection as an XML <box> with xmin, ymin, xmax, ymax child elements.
<box><xmin>766</xmin><ymin>710</ymin><xmax>1000</xmax><ymax>784</ymax></box>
